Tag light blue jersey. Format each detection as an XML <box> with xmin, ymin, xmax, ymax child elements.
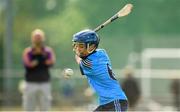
<box><xmin>79</xmin><ymin>49</ymin><xmax>127</xmax><ymax>105</ymax></box>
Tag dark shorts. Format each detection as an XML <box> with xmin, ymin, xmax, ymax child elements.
<box><xmin>94</xmin><ymin>99</ymin><xmax>128</xmax><ymax>112</ymax></box>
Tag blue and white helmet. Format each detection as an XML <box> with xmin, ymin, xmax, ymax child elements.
<box><xmin>72</xmin><ymin>29</ymin><xmax>100</xmax><ymax>48</ymax></box>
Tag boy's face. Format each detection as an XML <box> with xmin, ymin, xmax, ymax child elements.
<box><xmin>73</xmin><ymin>42</ymin><xmax>89</xmax><ymax>57</ymax></box>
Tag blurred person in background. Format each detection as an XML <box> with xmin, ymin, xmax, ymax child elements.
<box><xmin>22</xmin><ymin>29</ymin><xmax>56</xmax><ymax>111</ymax></box>
<box><xmin>170</xmin><ymin>79</ymin><xmax>180</xmax><ymax>111</ymax></box>
<box><xmin>71</xmin><ymin>29</ymin><xmax>128</xmax><ymax>111</ymax></box>
<box><xmin>121</xmin><ymin>66</ymin><xmax>141</xmax><ymax>111</ymax></box>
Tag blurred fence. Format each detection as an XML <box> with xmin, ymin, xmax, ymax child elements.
<box><xmin>0</xmin><ymin>68</ymin><xmax>179</xmax><ymax>111</ymax></box>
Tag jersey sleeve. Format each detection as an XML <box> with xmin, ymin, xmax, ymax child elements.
<box><xmin>79</xmin><ymin>58</ymin><xmax>93</xmax><ymax>76</ymax></box>
<box><xmin>80</xmin><ymin>58</ymin><xmax>92</xmax><ymax>69</ymax></box>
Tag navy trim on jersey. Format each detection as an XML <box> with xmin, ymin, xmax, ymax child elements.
<box><xmin>79</xmin><ymin>65</ymin><xmax>85</xmax><ymax>75</ymax></box>
<box><xmin>107</xmin><ymin>64</ymin><xmax>117</xmax><ymax>80</ymax></box>
<box><xmin>81</xmin><ymin>59</ymin><xmax>92</xmax><ymax>68</ymax></box>
<box><xmin>81</xmin><ymin>51</ymin><xmax>97</xmax><ymax>60</ymax></box>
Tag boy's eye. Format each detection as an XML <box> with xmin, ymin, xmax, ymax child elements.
<box><xmin>78</xmin><ymin>44</ymin><xmax>85</xmax><ymax>48</ymax></box>
<box><xmin>73</xmin><ymin>42</ymin><xmax>85</xmax><ymax>48</ymax></box>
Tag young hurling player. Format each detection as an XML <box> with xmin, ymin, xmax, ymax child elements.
<box><xmin>72</xmin><ymin>29</ymin><xmax>128</xmax><ymax>111</ymax></box>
